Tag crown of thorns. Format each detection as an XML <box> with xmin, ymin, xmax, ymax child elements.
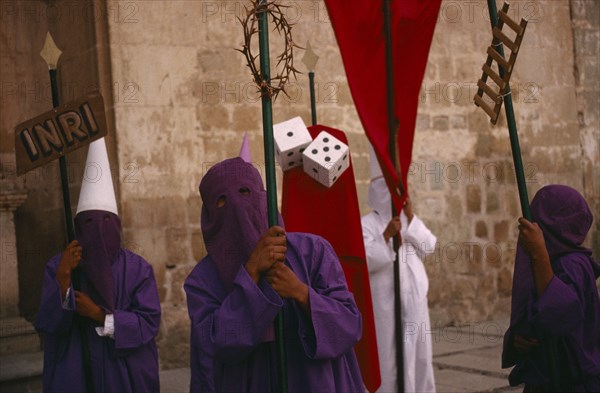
<box><xmin>237</xmin><ymin>0</ymin><xmax>301</xmax><ymax>100</ymax></box>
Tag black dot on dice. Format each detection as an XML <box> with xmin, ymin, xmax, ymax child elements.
<box><xmin>312</xmin><ymin>149</ymin><xmax>318</xmax><ymax>154</ymax></box>
<box><xmin>312</xmin><ymin>168</ymin><xmax>318</xmax><ymax>173</ymax></box>
<box><xmin>300</xmin><ymin>148</ymin><xmax>305</xmax><ymax>153</ymax></box>
<box><xmin>323</xmin><ymin>137</ymin><xmax>329</xmax><ymax>143</ymax></box>
<box><xmin>300</xmin><ymin>159</ymin><xmax>303</xmax><ymax>163</ymax></box>
<box><xmin>343</xmin><ymin>154</ymin><xmax>347</xmax><ymax>160</ymax></box>
<box><xmin>325</xmin><ymin>156</ymin><xmax>331</xmax><ymax>162</ymax></box>
<box><xmin>276</xmin><ymin>149</ymin><xmax>280</xmax><ymax>156</ymax></box>
<box><xmin>333</xmin><ymin>176</ymin><xmax>337</xmax><ymax>182</ymax></box>
<box><xmin>287</xmin><ymin>132</ymin><xmax>293</xmax><ymax>137</ymax></box>
<box><xmin>338</xmin><ymin>165</ymin><xmax>342</xmax><ymax>171</ymax></box>
<box><xmin>323</xmin><ymin>147</ymin><xmax>330</xmax><ymax>152</ymax></box>
<box><xmin>335</xmin><ymin>145</ymin><xmax>341</xmax><ymax>150</ymax></box>
<box><xmin>287</xmin><ymin>152</ymin><xmax>293</xmax><ymax>157</ymax></box>
<box><xmin>289</xmin><ymin>161</ymin><xmax>295</xmax><ymax>166</ymax></box>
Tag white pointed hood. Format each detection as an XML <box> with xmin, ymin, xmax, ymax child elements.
<box><xmin>76</xmin><ymin>138</ymin><xmax>118</xmax><ymax>216</ymax></box>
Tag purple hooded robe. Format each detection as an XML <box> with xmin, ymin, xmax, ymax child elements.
<box><xmin>502</xmin><ymin>185</ymin><xmax>600</xmax><ymax>390</ymax></box>
<box><xmin>35</xmin><ymin>211</ymin><xmax>161</xmax><ymax>393</ymax></box>
<box><xmin>184</xmin><ymin>158</ymin><xmax>365</xmax><ymax>392</ymax></box>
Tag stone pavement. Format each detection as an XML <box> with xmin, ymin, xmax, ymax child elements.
<box><xmin>431</xmin><ymin>321</ymin><xmax>520</xmax><ymax>392</ymax></box>
<box><xmin>0</xmin><ymin>320</ymin><xmax>520</xmax><ymax>392</ymax></box>
<box><xmin>160</xmin><ymin>320</ymin><xmax>522</xmax><ymax>393</ymax></box>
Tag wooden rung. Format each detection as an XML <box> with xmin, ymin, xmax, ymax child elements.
<box><xmin>487</xmin><ymin>46</ymin><xmax>511</xmax><ymax>73</ymax></box>
<box><xmin>513</xmin><ymin>19</ymin><xmax>529</xmax><ymax>48</ymax></box>
<box><xmin>493</xmin><ymin>27</ymin><xmax>518</xmax><ymax>53</ymax></box>
<box><xmin>474</xmin><ymin>94</ymin><xmax>497</xmax><ymax>121</ymax></box>
<box><xmin>477</xmin><ymin>79</ymin><xmax>500</xmax><ymax>103</ymax></box>
<box><xmin>499</xmin><ymin>10</ymin><xmax>523</xmax><ymax>35</ymax></box>
<box><xmin>482</xmin><ymin>64</ymin><xmax>505</xmax><ymax>90</ymax></box>
<box><xmin>519</xmin><ymin>18</ymin><xmax>528</xmax><ymax>30</ymax></box>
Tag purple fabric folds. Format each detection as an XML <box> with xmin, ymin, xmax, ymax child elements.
<box><xmin>503</xmin><ymin>185</ymin><xmax>600</xmax><ymax>390</ymax></box>
<box><xmin>529</xmin><ymin>184</ymin><xmax>595</xmax><ymax>260</ymax></box>
<box><xmin>185</xmin><ymin>233</ymin><xmax>365</xmax><ymax>392</ymax></box>
<box><xmin>199</xmin><ymin>158</ymin><xmax>269</xmax><ymax>291</ymax></box>
<box><xmin>75</xmin><ymin>210</ymin><xmax>122</xmax><ymax>312</ymax></box>
<box><xmin>187</xmin><ymin>158</ymin><xmax>365</xmax><ymax>392</ymax></box>
<box><xmin>35</xmin><ymin>249</ymin><xmax>161</xmax><ymax>393</ymax></box>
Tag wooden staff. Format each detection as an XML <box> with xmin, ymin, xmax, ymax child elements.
<box><xmin>382</xmin><ymin>1</ymin><xmax>405</xmax><ymax>391</ymax></box>
<box><xmin>257</xmin><ymin>1</ymin><xmax>287</xmax><ymax>391</ymax></box>
<box><xmin>41</xmin><ymin>31</ymin><xmax>94</xmax><ymax>393</ymax></box>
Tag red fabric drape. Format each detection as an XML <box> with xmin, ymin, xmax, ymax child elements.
<box><xmin>324</xmin><ymin>0</ymin><xmax>442</xmax><ymax>209</ymax></box>
<box><xmin>282</xmin><ymin>125</ymin><xmax>381</xmax><ymax>392</ymax></box>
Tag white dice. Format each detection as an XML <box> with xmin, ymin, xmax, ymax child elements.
<box><xmin>273</xmin><ymin>116</ymin><xmax>312</xmax><ymax>171</ymax></box>
<box><xmin>302</xmin><ymin>131</ymin><xmax>350</xmax><ymax>188</ymax></box>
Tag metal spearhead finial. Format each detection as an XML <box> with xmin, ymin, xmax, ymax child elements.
<box><xmin>40</xmin><ymin>32</ymin><xmax>62</xmax><ymax>70</ymax></box>
<box><xmin>301</xmin><ymin>41</ymin><xmax>319</xmax><ymax>72</ymax></box>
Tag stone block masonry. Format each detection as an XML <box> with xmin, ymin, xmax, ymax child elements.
<box><xmin>1</xmin><ymin>0</ymin><xmax>597</xmax><ymax>371</ymax></box>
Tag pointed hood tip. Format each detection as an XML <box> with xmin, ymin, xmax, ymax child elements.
<box><xmin>76</xmin><ymin>138</ymin><xmax>119</xmax><ymax>216</ymax></box>
<box><xmin>239</xmin><ymin>132</ymin><xmax>252</xmax><ymax>163</ymax></box>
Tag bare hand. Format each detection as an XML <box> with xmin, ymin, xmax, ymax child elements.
<box><xmin>513</xmin><ymin>334</ymin><xmax>540</xmax><ymax>354</ymax></box>
<box><xmin>58</xmin><ymin>240</ymin><xmax>82</xmax><ymax>274</ymax></box>
<box><xmin>383</xmin><ymin>216</ymin><xmax>401</xmax><ymax>243</ymax></box>
<box><xmin>245</xmin><ymin>226</ymin><xmax>287</xmax><ymax>282</ymax></box>
<box><xmin>518</xmin><ymin>218</ymin><xmax>554</xmax><ymax>295</ymax></box>
<box><xmin>57</xmin><ymin>241</ymin><xmax>82</xmax><ymax>299</ymax></box>
<box><xmin>518</xmin><ymin>218</ymin><xmax>548</xmax><ymax>261</ymax></box>
<box><xmin>265</xmin><ymin>262</ymin><xmax>309</xmax><ymax>315</ymax></box>
<box><xmin>75</xmin><ymin>291</ymin><xmax>105</xmax><ymax>324</ymax></box>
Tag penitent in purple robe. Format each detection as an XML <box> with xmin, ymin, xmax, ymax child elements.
<box><xmin>35</xmin><ymin>249</ymin><xmax>161</xmax><ymax>393</ymax></box>
<box><xmin>185</xmin><ymin>232</ymin><xmax>365</xmax><ymax>392</ymax></box>
<box><xmin>502</xmin><ymin>185</ymin><xmax>600</xmax><ymax>390</ymax></box>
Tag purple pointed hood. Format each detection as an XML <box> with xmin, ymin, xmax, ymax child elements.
<box><xmin>75</xmin><ymin>209</ymin><xmax>121</xmax><ymax>312</ymax></box>
<box><xmin>510</xmin><ymin>185</ymin><xmax>599</xmax><ymax>329</ymax></box>
<box><xmin>199</xmin><ymin>158</ymin><xmax>269</xmax><ymax>291</ymax></box>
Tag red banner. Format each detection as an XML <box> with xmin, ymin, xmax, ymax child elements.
<box><xmin>324</xmin><ymin>0</ymin><xmax>442</xmax><ymax>208</ymax></box>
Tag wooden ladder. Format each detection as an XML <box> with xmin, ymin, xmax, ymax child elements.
<box><xmin>474</xmin><ymin>2</ymin><xmax>528</xmax><ymax>124</ymax></box>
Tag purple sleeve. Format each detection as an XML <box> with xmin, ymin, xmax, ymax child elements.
<box><xmin>34</xmin><ymin>255</ymin><xmax>76</xmax><ymax>334</ymax></box>
<box><xmin>502</xmin><ymin>328</ymin><xmax>517</xmax><ymax>368</ymax></box>
<box><xmin>185</xmin><ymin>265</ymin><xmax>283</xmax><ymax>365</ymax></box>
<box><xmin>113</xmin><ymin>261</ymin><xmax>161</xmax><ymax>353</ymax></box>
<box><xmin>530</xmin><ymin>258</ymin><xmax>588</xmax><ymax>336</ymax></box>
<box><xmin>297</xmin><ymin>239</ymin><xmax>362</xmax><ymax>360</ymax></box>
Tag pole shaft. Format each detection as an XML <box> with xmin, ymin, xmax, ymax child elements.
<box><xmin>49</xmin><ymin>68</ymin><xmax>93</xmax><ymax>393</ymax></box>
<box><xmin>257</xmin><ymin>2</ymin><xmax>287</xmax><ymax>392</ymax></box>
<box><xmin>383</xmin><ymin>1</ymin><xmax>404</xmax><ymax>392</ymax></box>
<box><xmin>485</xmin><ymin>1</ymin><xmax>531</xmax><ymax>221</ymax></box>
<box><xmin>309</xmin><ymin>72</ymin><xmax>317</xmax><ymax>126</ymax></box>
<box><xmin>50</xmin><ymin>70</ymin><xmax>75</xmax><ymax>241</ymax></box>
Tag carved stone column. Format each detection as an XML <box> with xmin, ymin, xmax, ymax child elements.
<box><xmin>0</xmin><ymin>182</ymin><xmax>38</xmax><ymax>355</ymax></box>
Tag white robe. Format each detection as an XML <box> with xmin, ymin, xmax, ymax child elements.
<box><xmin>361</xmin><ymin>210</ymin><xmax>437</xmax><ymax>393</ymax></box>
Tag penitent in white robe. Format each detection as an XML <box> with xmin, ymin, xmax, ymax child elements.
<box><xmin>361</xmin><ymin>210</ymin><xmax>437</xmax><ymax>393</ymax></box>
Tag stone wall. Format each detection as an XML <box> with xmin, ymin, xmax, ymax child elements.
<box><xmin>0</xmin><ymin>0</ymin><xmax>118</xmax><ymax>321</ymax></box>
<box><xmin>106</xmin><ymin>0</ymin><xmax>366</xmax><ymax>368</ymax></box>
<box><xmin>414</xmin><ymin>0</ymin><xmax>595</xmax><ymax>325</ymax></box>
<box><xmin>570</xmin><ymin>0</ymin><xmax>599</xmax><ymax>262</ymax></box>
<box><xmin>1</xmin><ymin>0</ymin><xmax>597</xmax><ymax>371</ymax></box>
<box><xmin>105</xmin><ymin>0</ymin><xmax>598</xmax><ymax>369</ymax></box>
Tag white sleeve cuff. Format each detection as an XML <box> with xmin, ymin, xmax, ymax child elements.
<box><xmin>62</xmin><ymin>287</ymin><xmax>71</xmax><ymax>308</ymax></box>
<box><xmin>95</xmin><ymin>314</ymin><xmax>115</xmax><ymax>339</ymax></box>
